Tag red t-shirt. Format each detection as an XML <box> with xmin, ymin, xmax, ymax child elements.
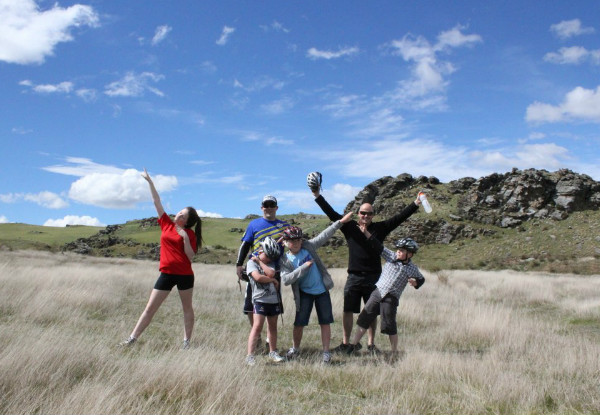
<box><xmin>158</xmin><ymin>212</ymin><xmax>197</xmax><ymax>275</ymax></box>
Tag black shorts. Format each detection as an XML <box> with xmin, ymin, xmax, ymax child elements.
<box><xmin>154</xmin><ymin>272</ymin><xmax>194</xmax><ymax>291</ymax></box>
<box><xmin>343</xmin><ymin>273</ymin><xmax>378</xmax><ymax>314</ymax></box>
<box><xmin>243</xmin><ymin>283</ymin><xmax>254</xmax><ymax>314</ymax></box>
<box><xmin>356</xmin><ymin>289</ymin><xmax>400</xmax><ymax>335</ymax></box>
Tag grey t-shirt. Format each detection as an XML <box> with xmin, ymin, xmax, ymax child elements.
<box><xmin>246</xmin><ymin>260</ymin><xmax>279</xmax><ymax>304</ymax></box>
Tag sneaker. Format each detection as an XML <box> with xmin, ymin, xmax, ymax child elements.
<box><xmin>286</xmin><ymin>347</ymin><xmax>300</xmax><ymax>360</ymax></box>
<box><xmin>332</xmin><ymin>342</ymin><xmax>349</xmax><ymax>353</ymax></box>
<box><xmin>268</xmin><ymin>350</ymin><xmax>286</xmax><ymax>363</ymax></box>
<box><xmin>245</xmin><ymin>355</ymin><xmax>256</xmax><ymax>366</ymax></box>
<box><xmin>345</xmin><ymin>343</ymin><xmax>362</xmax><ymax>355</ymax></box>
<box><xmin>182</xmin><ymin>339</ymin><xmax>190</xmax><ymax>350</ymax></box>
<box><xmin>367</xmin><ymin>344</ymin><xmax>381</xmax><ymax>355</ymax></box>
<box><xmin>119</xmin><ymin>336</ymin><xmax>136</xmax><ymax>346</ymax></box>
<box><xmin>322</xmin><ymin>351</ymin><xmax>331</xmax><ymax>364</ymax></box>
<box><xmin>333</xmin><ymin>342</ymin><xmax>361</xmax><ymax>353</ymax></box>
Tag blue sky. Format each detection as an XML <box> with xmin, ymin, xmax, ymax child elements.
<box><xmin>1</xmin><ymin>0</ymin><xmax>599</xmax><ymax>226</ymax></box>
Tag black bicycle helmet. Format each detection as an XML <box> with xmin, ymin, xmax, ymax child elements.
<box><xmin>394</xmin><ymin>237</ymin><xmax>419</xmax><ymax>253</ymax></box>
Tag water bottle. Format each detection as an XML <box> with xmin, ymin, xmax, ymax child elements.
<box><xmin>418</xmin><ymin>192</ymin><xmax>432</xmax><ymax>213</ymax></box>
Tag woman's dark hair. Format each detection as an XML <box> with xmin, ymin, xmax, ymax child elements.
<box><xmin>184</xmin><ymin>207</ymin><xmax>203</xmax><ymax>250</ymax></box>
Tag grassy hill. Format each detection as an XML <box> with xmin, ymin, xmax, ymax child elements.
<box><xmin>1</xmin><ymin>208</ymin><xmax>599</xmax><ymax>274</ymax></box>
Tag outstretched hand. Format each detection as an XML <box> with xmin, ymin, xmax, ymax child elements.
<box><xmin>141</xmin><ymin>168</ymin><xmax>152</xmax><ymax>183</ymax></box>
<box><xmin>340</xmin><ymin>211</ymin><xmax>354</xmax><ymax>223</ymax></box>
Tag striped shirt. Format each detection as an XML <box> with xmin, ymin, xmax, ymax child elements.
<box><xmin>375</xmin><ymin>247</ymin><xmax>424</xmax><ymax>299</ymax></box>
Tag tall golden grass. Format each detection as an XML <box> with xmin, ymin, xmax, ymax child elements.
<box><xmin>1</xmin><ymin>249</ymin><xmax>599</xmax><ymax>414</ymax></box>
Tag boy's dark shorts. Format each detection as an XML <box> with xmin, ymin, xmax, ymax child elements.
<box><xmin>154</xmin><ymin>273</ymin><xmax>194</xmax><ymax>291</ymax></box>
<box><xmin>294</xmin><ymin>290</ymin><xmax>334</xmax><ymax>326</ymax></box>
<box><xmin>357</xmin><ymin>288</ymin><xmax>400</xmax><ymax>335</ymax></box>
<box><xmin>253</xmin><ymin>302</ymin><xmax>282</xmax><ymax>316</ymax></box>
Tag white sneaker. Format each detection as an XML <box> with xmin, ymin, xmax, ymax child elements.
<box><xmin>322</xmin><ymin>351</ymin><xmax>331</xmax><ymax>364</ymax></box>
<box><xmin>286</xmin><ymin>347</ymin><xmax>300</xmax><ymax>360</ymax></box>
<box><xmin>182</xmin><ymin>339</ymin><xmax>190</xmax><ymax>350</ymax></box>
<box><xmin>119</xmin><ymin>336</ymin><xmax>136</xmax><ymax>346</ymax></box>
<box><xmin>245</xmin><ymin>355</ymin><xmax>256</xmax><ymax>366</ymax></box>
<box><xmin>269</xmin><ymin>350</ymin><xmax>286</xmax><ymax>363</ymax></box>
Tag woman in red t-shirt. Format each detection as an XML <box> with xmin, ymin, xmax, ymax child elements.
<box><xmin>120</xmin><ymin>168</ymin><xmax>202</xmax><ymax>349</ymax></box>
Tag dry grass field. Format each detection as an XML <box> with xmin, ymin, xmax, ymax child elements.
<box><xmin>1</xmin><ymin>249</ymin><xmax>599</xmax><ymax>414</ymax></box>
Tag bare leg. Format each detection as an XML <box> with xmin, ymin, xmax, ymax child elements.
<box><xmin>130</xmin><ymin>289</ymin><xmax>170</xmax><ymax>339</ymax></box>
<box><xmin>389</xmin><ymin>334</ymin><xmax>398</xmax><ymax>352</ymax></box>
<box><xmin>248</xmin><ymin>314</ymin><xmax>265</xmax><ymax>355</ymax></box>
<box><xmin>178</xmin><ymin>288</ymin><xmax>194</xmax><ymax>340</ymax></box>
<box><xmin>367</xmin><ymin>317</ymin><xmax>377</xmax><ymax>346</ymax></box>
<box><xmin>320</xmin><ymin>324</ymin><xmax>331</xmax><ymax>351</ymax></box>
<box><xmin>292</xmin><ymin>325</ymin><xmax>304</xmax><ymax>349</ymax></box>
<box><xmin>342</xmin><ymin>311</ymin><xmax>353</xmax><ymax>344</ymax></box>
<box><xmin>266</xmin><ymin>315</ymin><xmax>278</xmax><ymax>352</ymax></box>
<box><xmin>351</xmin><ymin>325</ymin><xmax>368</xmax><ymax>346</ymax></box>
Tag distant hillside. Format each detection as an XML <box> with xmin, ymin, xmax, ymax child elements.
<box><xmin>1</xmin><ymin>168</ymin><xmax>599</xmax><ymax>274</ymax></box>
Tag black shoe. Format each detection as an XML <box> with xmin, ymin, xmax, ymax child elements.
<box><xmin>367</xmin><ymin>344</ymin><xmax>381</xmax><ymax>355</ymax></box>
<box><xmin>333</xmin><ymin>342</ymin><xmax>349</xmax><ymax>353</ymax></box>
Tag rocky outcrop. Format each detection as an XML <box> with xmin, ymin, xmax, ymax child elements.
<box><xmin>341</xmin><ymin>168</ymin><xmax>600</xmax><ymax>244</ymax></box>
<box><xmin>456</xmin><ymin>168</ymin><xmax>600</xmax><ymax>227</ymax></box>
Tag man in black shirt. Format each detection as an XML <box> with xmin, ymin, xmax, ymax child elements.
<box><xmin>311</xmin><ymin>181</ymin><xmax>423</xmax><ymax>353</ymax></box>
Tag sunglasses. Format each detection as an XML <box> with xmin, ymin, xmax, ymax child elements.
<box><xmin>262</xmin><ymin>202</ymin><xmax>277</xmax><ymax>208</ymax></box>
<box><xmin>359</xmin><ymin>211</ymin><xmax>374</xmax><ymax>216</ymax></box>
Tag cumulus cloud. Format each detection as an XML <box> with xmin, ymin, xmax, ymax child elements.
<box><xmin>216</xmin><ymin>26</ymin><xmax>235</xmax><ymax>45</ymax></box>
<box><xmin>152</xmin><ymin>25</ymin><xmax>172</xmax><ymax>46</ymax></box>
<box><xmin>43</xmin><ymin>215</ymin><xmax>105</xmax><ymax>227</ymax></box>
<box><xmin>306</xmin><ymin>46</ymin><xmax>359</xmax><ymax>60</ymax></box>
<box><xmin>526</xmin><ymin>86</ymin><xmax>600</xmax><ymax>123</ymax></box>
<box><xmin>43</xmin><ymin>158</ymin><xmax>178</xmax><ymax>209</ymax></box>
<box><xmin>544</xmin><ymin>46</ymin><xmax>600</xmax><ymax>65</ymax></box>
<box><xmin>0</xmin><ymin>191</ymin><xmax>68</xmax><ymax>209</ymax></box>
<box><xmin>550</xmin><ymin>19</ymin><xmax>595</xmax><ymax>40</ymax></box>
<box><xmin>0</xmin><ymin>0</ymin><xmax>99</xmax><ymax>65</ymax></box>
<box><xmin>104</xmin><ymin>72</ymin><xmax>165</xmax><ymax>97</ymax></box>
<box><xmin>69</xmin><ymin>169</ymin><xmax>177</xmax><ymax>209</ymax></box>
<box><xmin>0</xmin><ymin>215</ymin><xmax>9</xmax><ymax>223</ymax></box>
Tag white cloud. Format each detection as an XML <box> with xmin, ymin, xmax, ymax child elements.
<box><xmin>544</xmin><ymin>46</ymin><xmax>600</xmax><ymax>65</ymax></box>
<box><xmin>196</xmin><ymin>210</ymin><xmax>223</xmax><ymax>219</ymax></box>
<box><xmin>261</xmin><ymin>97</ymin><xmax>294</xmax><ymax>114</ymax></box>
<box><xmin>0</xmin><ymin>0</ymin><xmax>99</xmax><ymax>65</ymax></box>
<box><xmin>68</xmin><ymin>169</ymin><xmax>177</xmax><ymax>209</ymax></box>
<box><xmin>19</xmin><ymin>79</ymin><xmax>98</xmax><ymax>100</ymax></box>
<box><xmin>550</xmin><ymin>19</ymin><xmax>595</xmax><ymax>40</ymax></box>
<box><xmin>43</xmin><ymin>215</ymin><xmax>105</xmax><ymax>227</ymax></box>
<box><xmin>43</xmin><ymin>158</ymin><xmax>178</xmax><ymax>209</ymax></box>
<box><xmin>43</xmin><ymin>157</ymin><xmax>125</xmax><ymax>176</ymax></box>
<box><xmin>273</xmin><ymin>183</ymin><xmax>362</xmax><ymax>211</ymax></box>
<box><xmin>152</xmin><ymin>25</ymin><xmax>172</xmax><ymax>46</ymax></box>
<box><xmin>11</xmin><ymin>127</ymin><xmax>33</xmax><ymax>135</ymax></box>
<box><xmin>526</xmin><ymin>86</ymin><xmax>600</xmax><ymax>123</ymax></box>
<box><xmin>0</xmin><ymin>215</ymin><xmax>9</xmax><ymax>223</ymax></box>
<box><xmin>315</xmin><ymin>137</ymin><xmax>576</xmax><ymax>183</ymax></box>
<box><xmin>388</xmin><ymin>25</ymin><xmax>482</xmax><ymax>107</ymax></box>
<box><xmin>104</xmin><ymin>72</ymin><xmax>165</xmax><ymax>97</ymax></box>
<box><xmin>216</xmin><ymin>26</ymin><xmax>235</xmax><ymax>45</ymax></box>
<box><xmin>306</xmin><ymin>46</ymin><xmax>359</xmax><ymax>60</ymax></box>
<box><xmin>0</xmin><ymin>191</ymin><xmax>68</xmax><ymax>209</ymax></box>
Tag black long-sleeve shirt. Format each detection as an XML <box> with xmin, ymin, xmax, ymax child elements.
<box><xmin>315</xmin><ymin>194</ymin><xmax>418</xmax><ymax>281</ymax></box>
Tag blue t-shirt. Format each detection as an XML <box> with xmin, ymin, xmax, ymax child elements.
<box><xmin>242</xmin><ymin>217</ymin><xmax>289</xmax><ymax>256</ymax></box>
<box><xmin>286</xmin><ymin>248</ymin><xmax>326</xmax><ymax>295</ymax></box>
